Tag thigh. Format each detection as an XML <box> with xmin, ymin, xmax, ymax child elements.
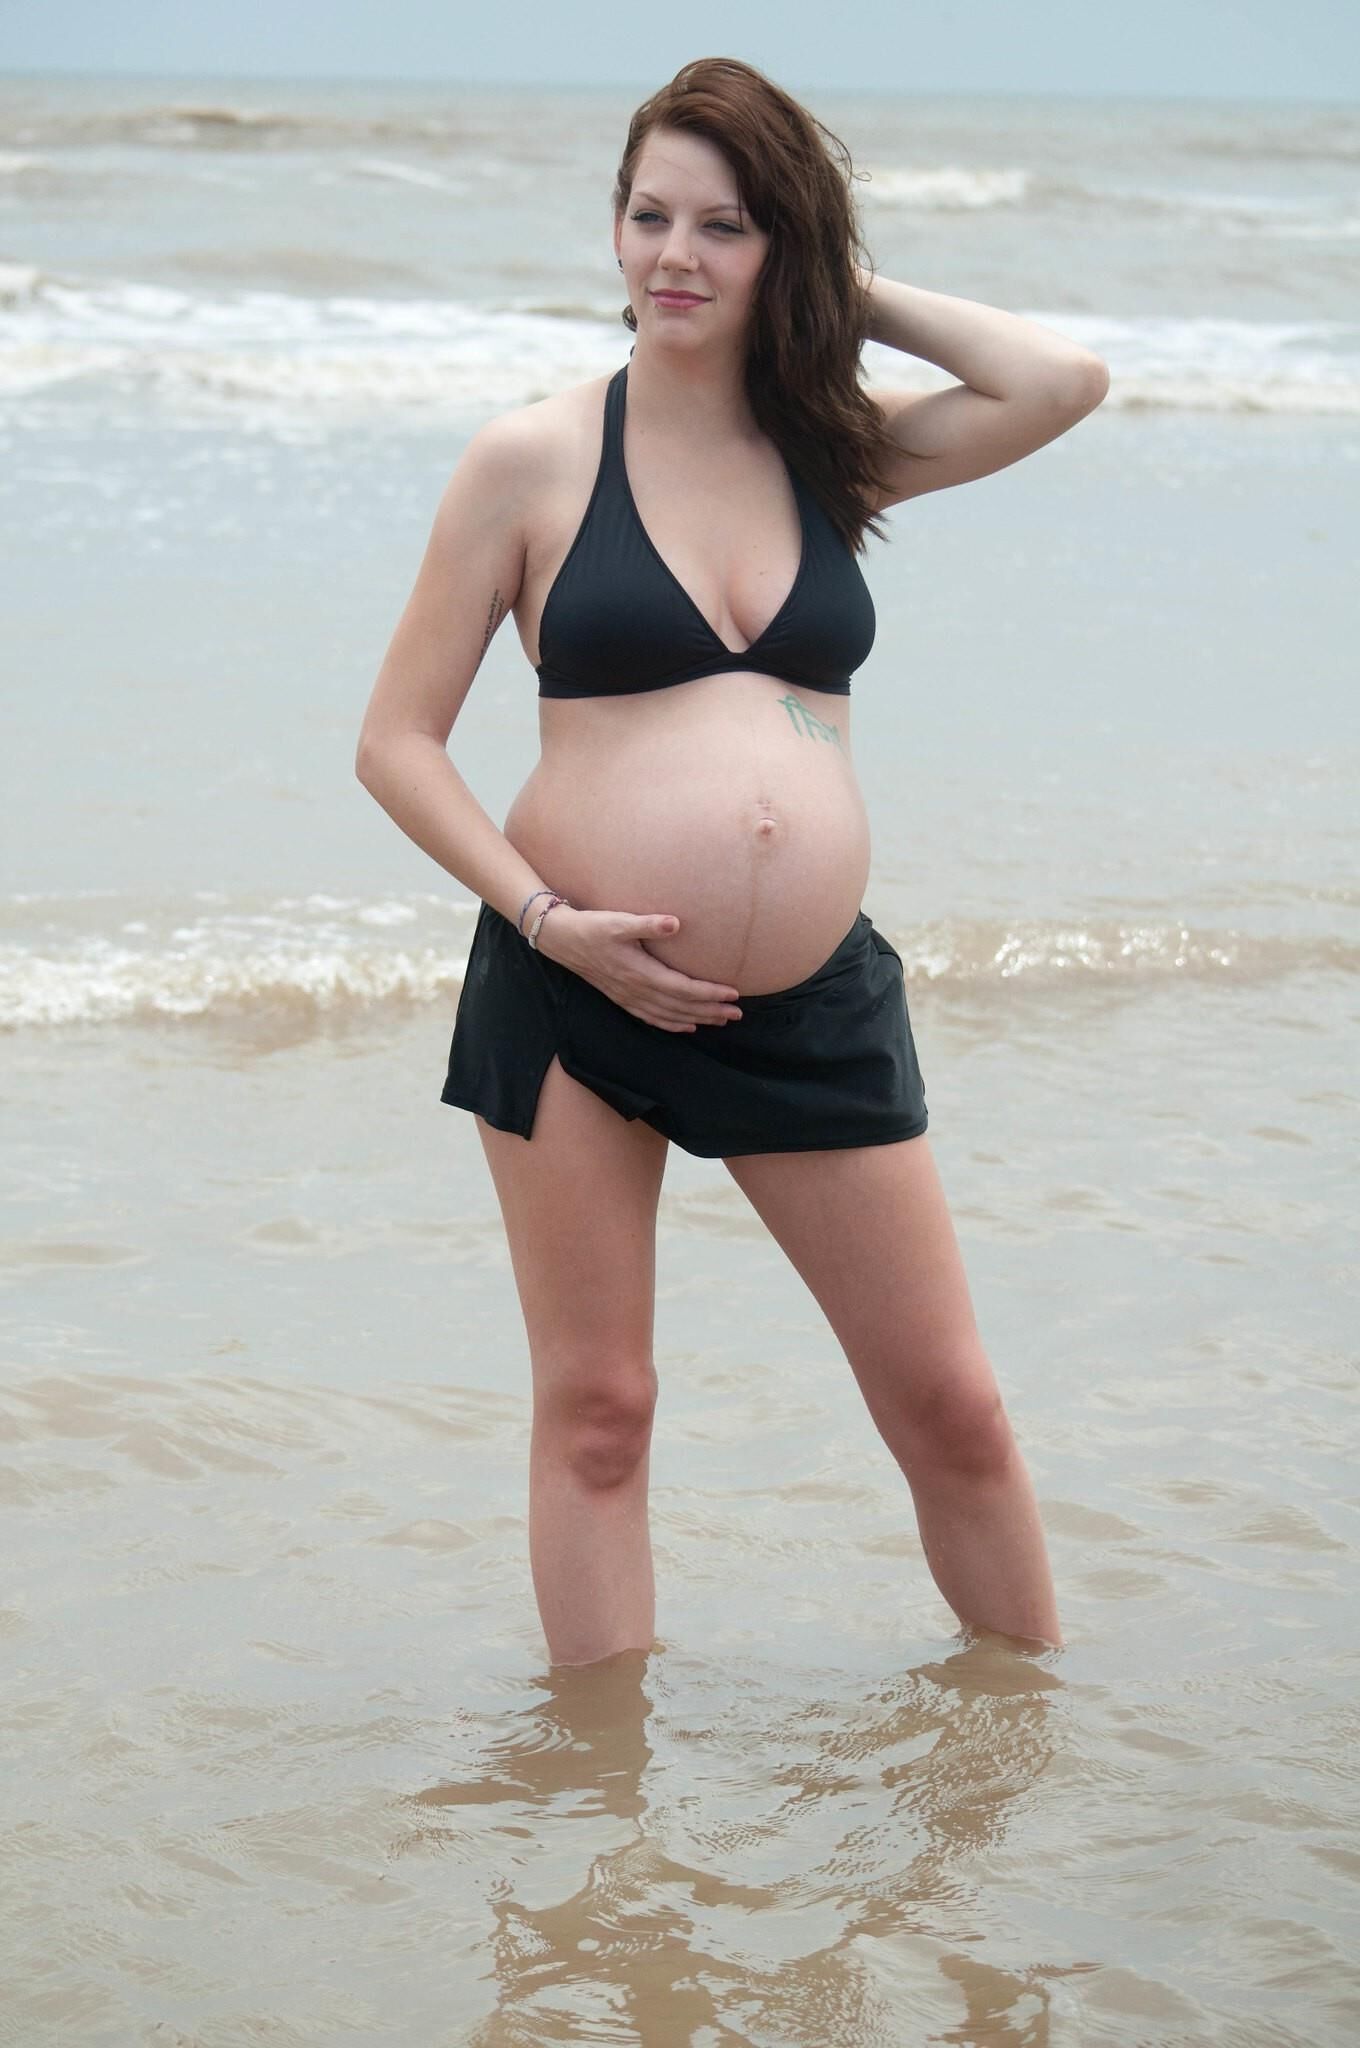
<box><xmin>477</xmin><ymin>1056</ymin><xmax>669</xmax><ymax>1394</ymax></box>
<box><xmin>722</xmin><ymin>1133</ymin><xmax>995</xmax><ymax>1428</ymax></box>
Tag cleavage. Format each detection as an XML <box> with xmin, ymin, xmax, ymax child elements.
<box><xmin>623</xmin><ymin>442</ymin><xmax>804</xmax><ymax>656</ymax></box>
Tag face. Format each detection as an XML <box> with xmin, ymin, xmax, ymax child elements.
<box><xmin>614</xmin><ymin>126</ymin><xmax>770</xmax><ymax>353</ymax></box>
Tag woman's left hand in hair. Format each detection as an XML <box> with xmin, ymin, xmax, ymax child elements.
<box><xmin>854</xmin><ymin>269</ymin><xmax>1108</xmax><ymax>508</ymax></box>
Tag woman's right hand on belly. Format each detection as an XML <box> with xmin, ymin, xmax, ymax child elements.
<box><xmin>535</xmin><ymin>909</ymin><xmax>744</xmax><ymax>1033</ymax></box>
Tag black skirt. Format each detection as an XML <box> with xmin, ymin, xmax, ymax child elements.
<box><xmin>440</xmin><ymin>902</ymin><xmax>929</xmax><ymax>1159</ymax></box>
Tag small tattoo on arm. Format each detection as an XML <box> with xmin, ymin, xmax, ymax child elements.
<box><xmin>776</xmin><ymin>691</ymin><xmax>844</xmax><ymax>750</ymax></box>
<box><xmin>478</xmin><ymin>589</ymin><xmax>505</xmax><ymax>663</ymax></box>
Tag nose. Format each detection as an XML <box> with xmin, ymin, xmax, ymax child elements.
<box><xmin>658</xmin><ymin>221</ymin><xmax>699</xmax><ymax>273</ymax></box>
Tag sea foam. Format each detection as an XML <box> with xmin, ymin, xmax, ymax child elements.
<box><xmin>1</xmin><ymin>273</ymin><xmax>1356</xmax><ymax>418</ymax></box>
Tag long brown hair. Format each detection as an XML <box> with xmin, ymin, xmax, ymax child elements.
<box><xmin>613</xmin><ymin>57</ymin><xmax>897</xmax><ymax>551</ymax></box>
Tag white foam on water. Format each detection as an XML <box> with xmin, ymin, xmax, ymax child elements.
<box><xmin>0</xmin><ymin>261</ymin><xmax>44</xmax><ymax>305</ymax></box>
<box><xmin>1</xmin><ymin>272</ymin><xmax>1355</xmax><ymax>418</ymax></box>
<box><xmin>351</xmin><ymin>157</ymin><xmax>467</xmax><ymax>194</ymax></box>
<box><xmin>0</xmin><ymin>273</ymin><xmax>623</xmax><ymax>412</ymax></box>
<box><xmin>1</xmin><ymin>895</ymin><xmax>1352</xmax><ymax>1032</ymax></box>
<box><xmin>861</xmin><ymin>166</ymin><xmax>1031</xmax><ymax>209</ymax></box>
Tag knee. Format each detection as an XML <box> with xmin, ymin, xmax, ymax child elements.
<box><xmin>898</xmin><ymin>1365</ymin><xmax>1016</xmax><ymax>1483</ymax></box>
<box><xmin>535</xmin><ymin>1356</ymin><xmax>658</xmax><ymax>1487</ymax></box>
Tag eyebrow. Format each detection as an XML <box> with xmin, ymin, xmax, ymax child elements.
<box><xmin>631</xmin><ymin>188</ymin><xmax>744</xmax><ymax>213</ymax></box>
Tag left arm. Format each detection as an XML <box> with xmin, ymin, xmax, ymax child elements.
<box><xmin>860</xmin><ymin>273</ymin><xmax>1110</xmax><ymax>508</ymax></box>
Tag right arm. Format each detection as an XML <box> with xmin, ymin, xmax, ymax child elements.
<box><xmin>355</xmin><ymin>414</ymin><xmax>551</xmax><ymax>930</ymax></box>
<box><xmin>355</xmin><ymin>411</ymin><xmax>744</xmax><ymax>1031</ymax></box>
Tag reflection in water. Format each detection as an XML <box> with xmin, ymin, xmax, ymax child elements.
<box><xmin>406</xmin><ymin>1642</ymin><xmax>1096</xmax><ymax>2043</ymax></box>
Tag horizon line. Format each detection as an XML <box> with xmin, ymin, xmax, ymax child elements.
<box><xmin>0</xmin><ymin>65</ymin><xmax>1352</xmax><ymax>109</ymax></box>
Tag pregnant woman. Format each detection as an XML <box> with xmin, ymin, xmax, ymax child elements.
<box><xmin>356</xmin><ymin>58</ymin><xmax>1108</xmax><ymax>1667</ymax></box>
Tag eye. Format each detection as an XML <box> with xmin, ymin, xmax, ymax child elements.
<box><xmin>708</xmin><ymin>221</ymin><xmax>744</xmax><ymax>234</ymax></box>
<box><xmin>629</xmin><ymin>210</ymin><xmax>663</xmax><ymax>224</ymax></box>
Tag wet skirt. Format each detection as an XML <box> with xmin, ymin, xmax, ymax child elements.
<box><xmin>439</xmin><ymin>902</ymin><xmax>929</xmax><ymax>1159</ymax></box>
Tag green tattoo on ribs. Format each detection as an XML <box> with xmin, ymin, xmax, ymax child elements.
<box><xmin>777</xmin><ymin>691</ymin><xmax>844</xmax><ymax>749</ymax></box>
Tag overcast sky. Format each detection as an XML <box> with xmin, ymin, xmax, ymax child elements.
<box><xmin>2</xmin><ymin>0</ymin><xmax>1357</xmax><ymax>99</ymax></box>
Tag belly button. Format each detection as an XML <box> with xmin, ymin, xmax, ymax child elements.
<box><xmin>754</xmin><ymin>815</ymin><xmax>780</xmax><ymax>841</ymax></box>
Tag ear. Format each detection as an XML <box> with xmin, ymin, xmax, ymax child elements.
<box><xmin>612</xmin><ymin>211</ymin><xmax>623</xmax><ymax>264</ymax></box>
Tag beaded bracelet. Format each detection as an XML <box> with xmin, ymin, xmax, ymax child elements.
<box><xmin>516</xmin><ymin>887</ymin><xmax>558</xmax><ymax>936</ymax></box>
<box><xmin>526</xmin><ymin>894</ymin><xmax>571</xmax><ymax>950</ymax></box>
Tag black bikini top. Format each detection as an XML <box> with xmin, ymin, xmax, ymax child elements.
<box><xmin>535</xmin><ymin>364</ymin><xmax>876</xmax><ymax>699</ymax></box>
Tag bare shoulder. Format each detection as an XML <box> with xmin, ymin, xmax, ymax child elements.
<box><xmin>452</xmin><ymin>375</ymin><xmax>612</xmax><ymax>506</ymax></box>
<box><xmin>359</xmin><ymin>379</ymin><xmax>615</xmax><ymax>752</ymax></box>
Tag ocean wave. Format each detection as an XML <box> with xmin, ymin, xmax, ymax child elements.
<box><xmin>21</xmin><ymin>98</ymin><xmax>1355</xmax><ymax>165</ymax></box>
<box><xmin>861</xmin><ymin>166</ymin><xmax>1031</xmax><ymax>209</ymax></box>
<box><xmin>0</xmin><ymin>275</ymin><xmax>622</xmax><ymax>408</ymax></box>
<box><xmin>0</xmin><ymin>102</ymin><xmax>472</xmax><ymax>150</ymax></box>
<box><xmin>1084</xmin><ymin>185</ymin><xmax>1360</xmax><ymax>241</ymax></box>
<box><xmin>2</xmin><ymin>897</ymin><xmax>1353</xmax><ymax>1033</ymax></box>
<box><xmin>867</xmin><ymin>318</ymin><xmax>1360</xmax><ymax>415</ymax></box>
<box><xmin>1</xmin><ymin>275</ymin><xmax>1356</xmax><ymax>418</ymax></box>
<box><xmin>0</xmin><ymin>893</ymin><xmax>474</xmax><ymax>1030</ymax></box>
<box><xmin>1181</xmin><ymin>125</ymin><xmax>1360</xmax><ymax>166</ymax></box>
<box><xmin>352</xmin><ymin>157</ymin><xmax>468</xmax><ymax>194</ymax></box>
<box><xmin>1254</xmin><ymin>216</ymin><xmax>1360</xmax><ymax>243</ymax></box>
<box><xmin>859</xmin><ymin>167</ymin><xmax>1358</xmax><ymax>244</ymax></box>
<box><xmin>0</xmin><ymin>260</ymin><xmax>43</xmax><ymax>307</ymax></box>
<box><xmin>0</xmin><ymin>938</ymin><xmax>468</xmax><ymax>1028</ymax></box>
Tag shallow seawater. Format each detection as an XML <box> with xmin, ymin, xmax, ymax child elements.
<box><xmin>4</xmin><ymin>950</ymin><xmax>1357</xmax><ymax>2040</ymax></box>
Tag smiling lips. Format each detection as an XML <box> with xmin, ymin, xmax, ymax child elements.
<box><xmin>650</xmin><ymin>289</ymin><xmax>708</xmax><ymax>307</ymax></box>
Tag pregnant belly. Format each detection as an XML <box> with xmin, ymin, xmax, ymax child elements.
<box><xmin>503</xmin><ymin>675</ymin><xmax>872</xmax><ymax>994</ymax></box>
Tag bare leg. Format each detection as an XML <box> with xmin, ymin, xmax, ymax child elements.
<box><xmin>724</xmin><ymin>1133</ymin><xmax>1061</xmax><ymax>1649</ymax></box>
<box><xmin>476</xmin><ymin>1058</ymin><xmax>670</xmax><ymax>1667</ymax></box>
